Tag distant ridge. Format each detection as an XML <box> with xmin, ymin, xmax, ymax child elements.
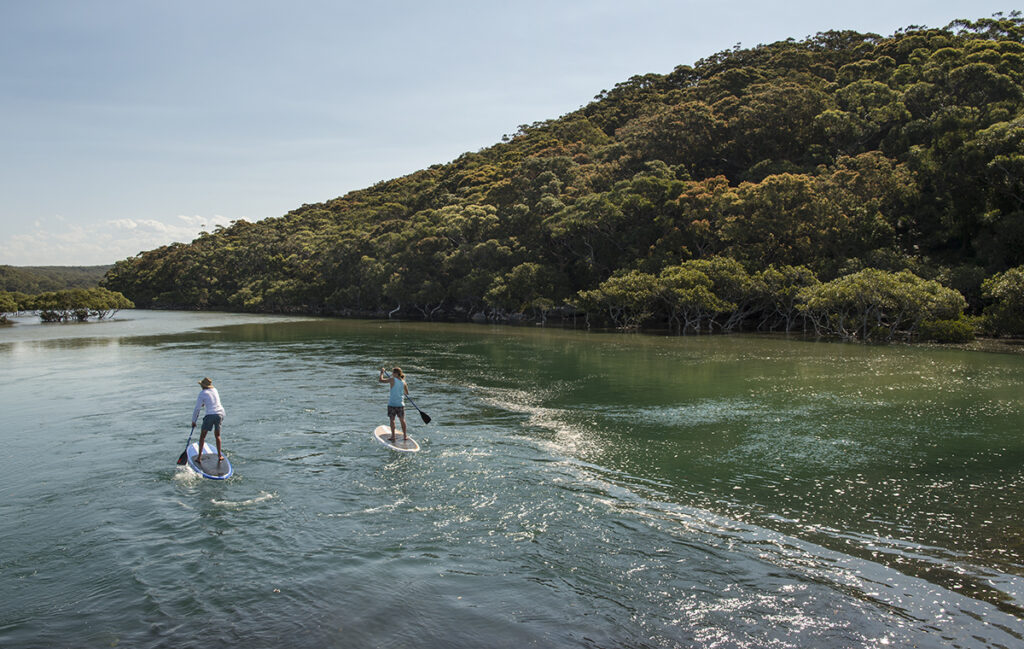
<box><xmin>0</xmin><ymin>265</ymin><xmax>113</xmax><ymax>294</ymax></box>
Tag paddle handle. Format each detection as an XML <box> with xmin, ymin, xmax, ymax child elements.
<box><xmin>177</xmin><ymin>425</ymin><xmax>195</xmax><ymax>465</ymax></box>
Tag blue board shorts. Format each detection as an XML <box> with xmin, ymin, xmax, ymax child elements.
<box><xmin>388</xmin><ymin>406</ymin><xmax>405</xmax><ymax>418</ymax></box>
<box><xmin>202</xmin><ymin>414</ymin><xmax>224</xmax><ymax>432</ymax></box>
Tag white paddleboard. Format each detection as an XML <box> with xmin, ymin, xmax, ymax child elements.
<box><xmin>186</xmin><ymin>441</ymin><xmax>233</xmax><ymax>479</ymax></box>
<box><xmin>373</xmin><ymin>424</ymin><xmax>420</xmax><ymax>452</ymax></box>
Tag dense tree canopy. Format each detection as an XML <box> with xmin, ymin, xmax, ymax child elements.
<box><xmin>798</xmin><ymin>268</ymin><xmax>968</xmax><ymax>341</ymax></box>
<box><xmin>981</xmin><ymin>265</ymin><xmax>1024</xmax><ymax>335</ymax></box>
<box><xmin>102</xmin><ymin>14</ymin><xmax>1024</xmax><ymax>339</ymax></box>
<box><xmin>0</xmin><ymin>292</ymin><xmax>18</xmax><ymax>324</ymax></box>
<box><xmin>0</xmin><ymin>288</ymin><xmax>134</xmax><ymax>323</ymax></box>
<box><xmin>0</xmin><ymin>265</ymin><xmax>111</xmax><ymax>293</ymax></box>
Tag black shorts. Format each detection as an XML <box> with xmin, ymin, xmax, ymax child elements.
<box><xmin>201</xmin><ymin>414</ymin><xmax>223</xmax><ymax>433</ymax></box>
<box><xmin>388</xmin><ymin>405</ymin><xmax>405</xmax><ymax>418</ymax></box>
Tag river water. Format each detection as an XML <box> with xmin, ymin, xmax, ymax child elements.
<box><xmin>1</xmin><ymin>310</ymin><xmax>1022</xmax><ymax>648</ymax></box>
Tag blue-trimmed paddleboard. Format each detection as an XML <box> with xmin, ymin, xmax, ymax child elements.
<box><xmin>185</xmin><ymin>441</ymin><xmax>233</xmax><ymax>479</ymax></box>
<box><xmin>373</xmin><ymin>424</ymin><xmax>420</xmax><ymax>452</ymax></box>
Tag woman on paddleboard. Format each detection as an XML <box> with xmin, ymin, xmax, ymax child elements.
<box><xmin>379</xmin><ymin>366</ymin><xmax>409</xmax><ymax>443</ymax></box>
<box><xmin>191</xmin><ymin>377</ymin><xmax>226</xmax><ymax>463</ymax></box>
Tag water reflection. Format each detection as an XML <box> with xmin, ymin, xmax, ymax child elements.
<box><xmin>2</xmin><ymin>311</ymin><xmax>1023</xmax><ymax>647</ymax></box>
<box><xmin>463</xmin><ymin>333</ymin><xmax>1024</xmax><ymax>621</ymax></box>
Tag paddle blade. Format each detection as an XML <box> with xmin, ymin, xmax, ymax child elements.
<box><xmin>419</xmin><ymin>411</ymin><xmax>431</xmax><ymax>424</ymax></box>
<box><xmin>176</xmin><ymin>450</ymin><xmax>188</xmax><ymax>465</ymax></box>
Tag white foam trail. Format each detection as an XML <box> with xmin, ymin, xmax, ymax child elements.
<box><xmin>321</xmin><ymin>498</ymin><xmax>409</xmax><ymax>517</ymax></box>
<box><xmin>173</xmin><ymin>466</ymin><xmax>201</xmax><ymax>483</ymax></box>
<box><xmin>211</xmin><ymin>492</ymin><xmax>276</xmax><ymax>507</ymax></box>
<box><xmin>480</xmin><ymin>388</ymin><xmax>598</xmax><ymax>456</ymax></box>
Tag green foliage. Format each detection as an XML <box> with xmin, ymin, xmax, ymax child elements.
<box><xmin>0</xmin><ymin>291</ymin><xmax>30</xmax><ymax>312</ymax></box>
<box><xmin>798</xmin><ymin>268</ymin><xmax>967</xmax><ymax>341</ymax></box>
<box><xmin>754</xmin><ymin>265</ymin><xmax>820</xmax><ymax>331</ymax></box>
<box><xmin>0</xmin><ymin>292</ymin><xmax>17</xmax><ymax>313</ymax></box>
<box><xmin>0</xmin><ymin>265</ymin><xmax>111</xmax><ymax>293</ymax></box>
<box><xmin>981</xmin><ymin>265</ymin><xmax>1024</xmax><ymax>335</ymax></box>
<box><xmin>0</xmin><ymin>291</ymin><xmax>18</xmax><ymax>324</ymax></box>
<box><xmin>918</xmin><ymin>316</ymin><xmax>976</xmax><ymax>342</ymax></box>
<box><xmin>677</xmin><ymin>257</ymin><xmax>756</xmax><ymax>332</ymax></box>
<box><xmin>100</xmin><ymin>14</ymin><xmax>1024</xmax><ymax>344</ymax></box>
<box><xmin>20</xmin><ymin>288</ymin><xmax>134</xmax><ymax>322</ymax></box>
<box><xmin>584</xmin><ymin>258</ymin><xmax>818</xmax><ymax>334</ymax></box>
<box><xmin>576</xmin><ymin>270</ymin><xmax>660</xmax><ymax>330</ymax></box>
<box><xmin>485</xmin><ymin>262</ymin><xmax>566</xmax><ymax>317</ymax></box>
<box><xmin>657</xmin><ymin>263</ymin><xmax>731</xmax><ymax>333</ymax></box>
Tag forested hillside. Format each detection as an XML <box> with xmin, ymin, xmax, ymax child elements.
<box><xmin>102</xmin><ymin>15</ymin><xmax>1024</xmax><ymax>340</ymax></box>
<box><xmin>1</xmin><ymin>265</ymin><xmax>112</xmax><ymax>293</ymax></box>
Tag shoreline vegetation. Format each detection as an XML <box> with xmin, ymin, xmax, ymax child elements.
<box><xmin>0</xmin><ymin>288</ymin><xmax>133</xmax><ymax>324</ymax></box>
<box><xmin>3</xmin><ymin>296</ymin><xmax>1023</xmax><ymax>355</ymax></box>
<box><xmin>16</xmin><ymin>16</ymin><xmax>1024</xmax><ymax>344</ymax></box>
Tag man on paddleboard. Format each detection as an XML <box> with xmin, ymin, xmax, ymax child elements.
<box><xmin>379</xmin><ymin>366</ymin><xmax>409</xmax><ymax>443</ymax></box>
<box><xmin>191</xmin><ymin>377</ymin><xmax>226</xmax><ymax>463</ymax></box>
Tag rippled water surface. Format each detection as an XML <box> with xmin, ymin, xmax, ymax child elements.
<box><xmin>1</xmin><ymin>311</ymin><xmax>1023</xmax><ymax>648</ymax></box>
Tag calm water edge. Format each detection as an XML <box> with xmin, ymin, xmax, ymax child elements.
<box><xmin>1</xmin><ymin>310</ymin><xmax>1022</xmax><ymax>648</ymax></box>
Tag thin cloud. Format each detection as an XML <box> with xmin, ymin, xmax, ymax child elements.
<box><xmin>0</xmin><ymin>214</ymin><xmax>234</xmax><ymax>266</ymax></box>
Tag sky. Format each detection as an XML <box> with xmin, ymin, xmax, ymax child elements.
<box><xmin>0</xmin><ymin>1</ymin><xmax>1013</xmax><ymax>266</ymax></box>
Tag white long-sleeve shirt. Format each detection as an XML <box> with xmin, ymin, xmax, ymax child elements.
<box><xmin>192</xmin><ymin>387</ymin><xmax>226</xmax><ymax>423</ymax></box>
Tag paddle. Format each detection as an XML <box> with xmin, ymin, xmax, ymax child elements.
<box><xmin>176</xmin><ymin>424</ymin><xmax>195</xmax><ymax>465</ymax></box>
<box><xmin>381</xmin><ymin>369</ymin><xmax>432</xmax><ymax>424</ymax></box>
<box><xmin>407</xmin><ymin>395</ymin><xmax>431</xmax><ymax>425</ymax></box>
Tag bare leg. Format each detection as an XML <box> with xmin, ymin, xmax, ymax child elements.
<box><xmin>214</xmin><ymin>429</ymin><xmax>223</xmax><ymax>462</ymax></box>
<box><xmin>196</xmin><ymin>430</ymin><xmax>208</xmax><ymax>464</ymax></box>
<box><xmin>399</xmin><ymin>414</ymin><xmax>408</xmax><ymax>440</ymax></box>
<box><xmin>388</xmin><ymin>414</ymin><xmax>397</xmax><ymax>442</ymax></box>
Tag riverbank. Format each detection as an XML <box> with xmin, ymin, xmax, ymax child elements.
<box><xmin>8</xmin><ymin>306</ymin><xmax>1024</xmax><ymax>357</ymax></box>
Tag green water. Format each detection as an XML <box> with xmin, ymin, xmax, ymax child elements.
<box><xmin>1</xmin><ymin>311</ymin><xmax>1022</xmax><ymax>648</ymax></box>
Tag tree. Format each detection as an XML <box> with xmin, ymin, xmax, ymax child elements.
<box><xmin>683</xmin><ymin>257</ymin><xmax>757</xmax><ymax>332</ymax></box>
<box><xmin>966</xmin><ymin>118</ymin><xmax>1024</xmax><ymax>268</ymax></box>
<box><xmin>721</xmin><ymin>174</ymin><xmax>841</xmax><ymax>271</ymax></box>
<box><xmin>484</xmin><ymin>262</ymin><xmax>564</xmax><ymax>319</ymax></box>
<box><xmin>657</xmin><ymin>265</ymin><xmax>733</xmax><ymax>333</ymax></box>
<box><xmin>618</xmin><ymin>101</ymin><xmax>723</xmax><ymax>172</ymax></box>
<box><xmin>816</xmin><ymin>152</ymin><xmax>916</xmax><ymax>262</ymax></box>
<box><xmin>981</xmin><ymin>266</ymin><xmax>1024</xmax><ymax>335</ymax></box>
<box><xmin>754</xmin><ymin>265</ymin><xmax>820</xmax><ymax>331</ymax></box>
<box><xmin>576</xmin><ymin>270</ymin><xmax>660</xmax><ymax>330</ymax></box>
<box><xmin>833</xmin><ymin>79</ymin><xmax>910</xmax><ymax>150</ymax></box>
<box><xmin>0</xmin><ymin>291</ymin><xmax>18</xmax><ymax>324</ymax></box>
<box><xmin>27</xmin><ymin>288</ymin><xmax>133</xmax><ymax>322</ymax></box>
<box><xmin>799</xmin><ymin>268</ymin><xmax>966</xmax><ymax>341</ymax></box>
